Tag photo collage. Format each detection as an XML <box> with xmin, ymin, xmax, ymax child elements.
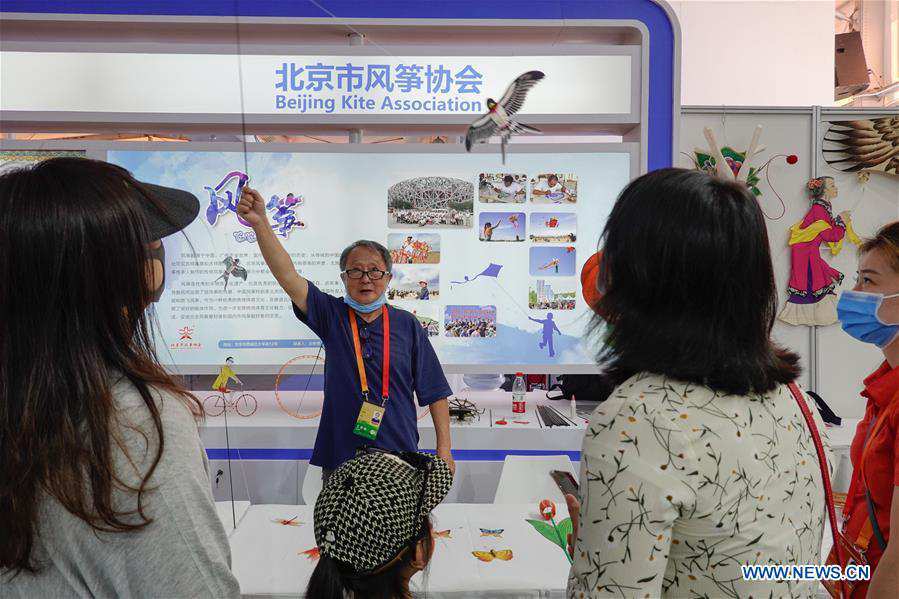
<box><xmin>479</xmin><ymin>172</ymin><xmax>579</xmax><ymax>315</ymax></box>
<box><xmin>386</xmin><ymin>172</ymin><xmax>578</xmax><ymax>341</ymax></box>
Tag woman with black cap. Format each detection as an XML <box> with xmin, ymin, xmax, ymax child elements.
<box><xmin>307</xmin><ymin>448</ymin><xmax>453</xmax><ymax>599</ymax></box>
<box><xmin>0</xmin><ymin>158</ymin><xmax>240</xmax><ymax>597</ymax></box>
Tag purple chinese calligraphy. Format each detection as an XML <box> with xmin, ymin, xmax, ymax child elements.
<box><xmin>204</xmin><ymin>171</ymin><xmax>307</xmax><ymax>239</ymax></box>
<box><xmin>204</xmin><ymin>171</ymin><xmax>251</xmax><ymax>227</ymax></box>
<box><xmin>265</xmin><ymin>193</ymin><xmax>307</xmax><ymax>238</ymax></box>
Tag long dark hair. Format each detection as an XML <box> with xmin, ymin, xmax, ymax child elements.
<box><xmin>306</xmin><ymin>518</ymin><xmax>433</xmax><ymax>599</ymax></box>
<box><xmin>0</xmin><ymin>157</ymin><xmax>201</xmax><ymax>574</ymax></box>
<box><xmin>592</xmin><ymin>168</ymin><xmax>800</xmax><ymax>396</ymax></box>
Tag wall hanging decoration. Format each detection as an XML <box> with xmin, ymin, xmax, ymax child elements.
<box><xmin>823</xmin><ymin>118</ymin><xmax>899</xmax><ymax>179</ymax></box>
<box><xmin>778</xmin><ymin>177</ymin><xmax>861</xmax><ymax>326</ymax></box>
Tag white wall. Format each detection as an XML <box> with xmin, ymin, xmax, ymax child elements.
<box><xmin>669</xmin><ymin>1</ymin><xmax>835</xmax><ymax>106</ymax></box>
<box><xmin>680</xmin><ymin>111</ymin><xmax>815</xmax><ymax>393</ymax></box>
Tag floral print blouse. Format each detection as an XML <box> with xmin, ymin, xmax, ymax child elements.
<box><xmin>568</xmin><ymin>372</ymin><xmax>833</xmax><ymax>598</ymax></box>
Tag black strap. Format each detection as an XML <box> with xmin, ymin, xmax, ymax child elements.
<box><xmin>806</xmin><ymin>390</ymin><xmax>842</xmax><ymax>426</ymax></box>
<box><xmin>861</xmin><ymin>418</ymin><xmax>888</xmax><ymax>551</ymax></box>
<box><xmin>864</xmin><ymin>488</ymin><xmax>888</xmax><ymax>551</ymax></box>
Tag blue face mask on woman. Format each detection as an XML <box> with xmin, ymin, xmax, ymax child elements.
<box><xmin>343</xmin><ymin>292</ymin><xmax>387</xmax><ymax>313</ymax></box>
<box><xmin>837</xmin><ymin>290</ymin><xmax>899</xmax><ymax>348</ymax></box>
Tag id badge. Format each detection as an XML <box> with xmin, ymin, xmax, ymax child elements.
<box><xmin>353</xmin><ymin>396</ymin><xmax>386</xmax><ymax>440</ymax></box>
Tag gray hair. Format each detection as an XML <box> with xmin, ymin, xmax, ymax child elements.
<box><xmin>339</xmin><ymin>240</ymin><xmax>392</xmax><ymax>272</ymax></box>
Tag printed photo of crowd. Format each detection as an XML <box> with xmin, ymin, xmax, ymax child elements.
<box><xmin>444</xmin><ymin>305</ymin><xmax>497</xmax><ymax>338</ymax></box>
<box><xmin>387</xmin><ymin>233</ymin><xmax>441</xmax><ymax>264</ymax></box>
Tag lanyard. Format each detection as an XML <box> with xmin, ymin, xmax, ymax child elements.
<box><xmin>348</xmin><ymin>306</ymin><xmax>390</xmax><ymax>404</ymax></box>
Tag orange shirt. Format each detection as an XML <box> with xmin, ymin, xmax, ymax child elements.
<box><xmin>844</xmin><ymin>361</ymin><xmax>899</xmax><ymax>574</ymax></box>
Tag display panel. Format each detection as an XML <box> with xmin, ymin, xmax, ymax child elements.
<box><xmin>109</xmin><ymin>146</ymin><xmax>631</xmax><ymax>372</ymax></box>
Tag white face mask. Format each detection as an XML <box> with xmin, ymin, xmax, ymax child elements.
<box><xmin>343</xmin><ymin>291</ymin><xmax>387</xmax><ymax>313</ymax></box>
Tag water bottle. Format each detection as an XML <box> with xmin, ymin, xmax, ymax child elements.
<box><xmin>512</xmin><ymin>372</ymin><xmax>526</xmax><ymax>414</ymax></box>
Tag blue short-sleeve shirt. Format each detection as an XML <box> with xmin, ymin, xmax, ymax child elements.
<box><xmin>294</xmin><ymin>282</ymin><xmax>452</xmax><ymax>469</ymax></box>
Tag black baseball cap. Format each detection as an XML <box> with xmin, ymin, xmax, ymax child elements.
<box><xmin>132</xmin><ymin>180</ymin><xmax>200</xmax><ymax>241</ymax></box>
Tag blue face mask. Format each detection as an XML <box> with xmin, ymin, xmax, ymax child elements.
<box><xmin>343</xmin><ymin>292</ymin><xmax>387</xmax><ymax>313</ymax></box>
<box><xmin>837</xmin><ymin>290</ymin><xmax>899</xmax><ymax>348</ymax></box>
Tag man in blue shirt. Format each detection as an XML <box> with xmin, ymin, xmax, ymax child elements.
<box><xmin>238</xmin><ymin>186</ymin><xmax>454</xmax><ymax>479</ymax></box>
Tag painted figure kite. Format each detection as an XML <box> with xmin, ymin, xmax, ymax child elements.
<box><xmin>778</xmin><ymin>177</ymin><xmax>861</xmax><ymax>326</ymax></box>
<box><xmin>215</xmin><ymin>256</ymin><xmax>248</xmax><ymax>291</ymax></box>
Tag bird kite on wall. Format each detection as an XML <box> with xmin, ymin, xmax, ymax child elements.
<box><xmin>822</xmin><ymin>117</ymin><xmax>899</xmax><ymax>178</ymax></box>
<box><xmin>465</xmin><ymin>70</ymin><xmax>545</xmax><ymax>164</ymax></box>
<box><xmin>689</xmin><ymin>125</ymin><xmax>799</xmax><ymax>219</ymax></box>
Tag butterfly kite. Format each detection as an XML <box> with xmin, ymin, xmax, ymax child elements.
<box><xmin>472</xmin><ymin>549</ymin><xmax>514</xmax><ymax>562</ymax></box>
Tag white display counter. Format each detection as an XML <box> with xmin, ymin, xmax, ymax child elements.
<box><xmin>200</xmin><ymin>390</ymin><xmax>587</xmax><ymax>504</ymax></box>
<box><xmin>201</xmin><ymin>389</ymin><xmax>858</xmax><ymax>505</ymax></box>
<box><xmin>228</xmin><ymin>502</ymin><xmax>573</xmax><ymax>599</ymax></box>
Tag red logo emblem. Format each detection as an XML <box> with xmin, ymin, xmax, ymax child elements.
<box><xmin>179</xmin><ymin>326</ymin><xmax>194</xmax><ymax>340</ymax></box>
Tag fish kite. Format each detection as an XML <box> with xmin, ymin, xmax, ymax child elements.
<box><xmin>300</xmin><ymin>547</ymin><xmax>320</xmax><ymax>561</ymax></box>
<box><xmin>465</xmin><ymin>71</ymin><xmax>545</xmax><ymax>164</ymax></box>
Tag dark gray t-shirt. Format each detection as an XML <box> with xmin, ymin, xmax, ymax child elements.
<box><xmin>2</xmin><ymin>379</ymin><xmax>240</xmax><ymax>598</ymax></box>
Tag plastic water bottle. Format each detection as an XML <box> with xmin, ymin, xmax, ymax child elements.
<box><xmin>512</xmin><ymin>372</ymin><xmax>526</xmax><ymax>414</ymax></box>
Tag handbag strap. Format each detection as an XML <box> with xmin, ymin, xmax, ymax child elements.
<box><xmin>788</xmin><ymin>382</ymin><xmax>849</xmax><ymax>599</ymax></box>
<box><xmin>864</xmin><ymin>487</ymin><xmax>888</xmax><ymax>551</ymax></box>
<box><xmin>859</xmin><ymin>416</ymin><xmax>889</xmax><ymax>552</ymax></box>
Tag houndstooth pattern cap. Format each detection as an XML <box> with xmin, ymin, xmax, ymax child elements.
<box><xmin>313</xmin><ymin>451</ymin><xmax>453</xmax><ymax>573</ymax></box>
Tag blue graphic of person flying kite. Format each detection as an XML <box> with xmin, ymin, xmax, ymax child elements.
<box><xmin>529</xmin><ymin>312</ymin><xmax>561</xmax><ymax>357</ymax></box>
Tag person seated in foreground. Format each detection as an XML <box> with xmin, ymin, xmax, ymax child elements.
<box><xmin>306</xmin><ymin>448</ymin><xmax>453</xmax><ymax>599</ymax></box>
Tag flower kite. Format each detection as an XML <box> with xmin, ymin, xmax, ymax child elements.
<box><xmin>526</xmin><ymin>499</ymin><xmax>573</xmax><ymax>564</ymax></box>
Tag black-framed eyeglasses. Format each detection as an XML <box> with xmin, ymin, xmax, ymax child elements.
<box><xmin>344</xmin><ymin>268</ymin><xmax>388</xmax><ymax>280</ymax></box>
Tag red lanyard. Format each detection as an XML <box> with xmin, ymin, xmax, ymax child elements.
<box><xmin>348</xmin><ymin>306</ymin><xmax>390</xmax><ymax>404</ymax></box>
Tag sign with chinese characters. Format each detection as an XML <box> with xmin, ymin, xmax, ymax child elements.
<box><xmin>0</xmin><ymin>52</ymin><xmax>634</xmax><ymax>117</ymax></box>
<box><xmin>274</xmin><ymin>60</ymin><xmax>487</xmax><ymax>114</ymax></box>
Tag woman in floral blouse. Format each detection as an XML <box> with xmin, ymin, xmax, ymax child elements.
<box><xmin>569</xmin><ymin>168</ymin><xmax>832</xmax><ymax>598</ymax></box>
